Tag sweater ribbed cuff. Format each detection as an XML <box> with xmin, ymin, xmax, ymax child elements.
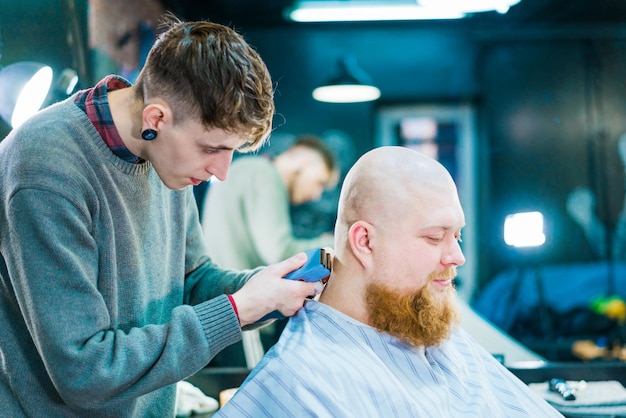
<box><xmin>193</xmin><ymin>294</ymin><xmax>242</xmax><ymax>358</ymax></box>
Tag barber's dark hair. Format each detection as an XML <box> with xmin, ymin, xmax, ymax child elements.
<box><xmin>292</xmin><ymin>135</ymin><xmax>337</xmax><ymax>174</ymax></box>
<box><xmin>134</xmin><ymin>15</ymin><xmax>274</xmax><ymax>150</ymax></box>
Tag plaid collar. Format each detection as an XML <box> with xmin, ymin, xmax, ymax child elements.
<box><xmin>75</xmin><ymin>75</ymin><xmax>144</xmax><ymax>164</ymax></box>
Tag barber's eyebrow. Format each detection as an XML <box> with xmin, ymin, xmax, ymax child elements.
<box><xmin>202</xmin><ymin>143</ymin><xmax>247</xmax><ymax>151</ymax></box>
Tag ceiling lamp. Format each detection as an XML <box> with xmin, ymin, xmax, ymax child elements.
<box><xmin>418</xmin><ymin>0</ymin><xmax>521</xmax><ymax>14</ymax></box>
<box><xmin>313</xmin><ymin>56</ymin><xmax>381</xmax><ymax>103</ymax></box>
<box><xmin>0</xmin><ymin>62</ymin><xmax>53</xmax><ymax>128</ymax></box>
<box><xmin>286</xmin><ymin>0</ymin><xmax>521</xmax><ymax>22</ymax></box>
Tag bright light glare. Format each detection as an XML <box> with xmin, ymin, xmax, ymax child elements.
<box><xmin>65</xmin><ymin>74</ymin><xmax>79</xmax><ymax>95</ymax></box>
<box><xmin>312</xmin><ymin>84</ymin><xmax>381</xmax><ymax>103</ymax></box>
<box><xmin>12</xmin><ymin>66</ymin><xmax>53</xmax><ymax>128</ymax></box>
<box><xmin>289</xmin><ymin>3</ymin><xmax>465</xmax><ymax>22</ymax></box>
<box><xmin>504</xmin><ymin>211</ymin><xmax>546</xmax><ymax>248</ymax></box>
<box><xmin>287</xmin><ymin>0</ymin><xmax>522</xmax><ymax>22</ymax></box>
<box><xmin>419</xmin><ymin>0</ymin><xmax>520</xmax><ymax>14</ymax></box>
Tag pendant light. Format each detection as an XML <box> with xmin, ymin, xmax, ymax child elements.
<box><xmin>313</xmin><ymin>56</ymin><xmax>381</xmax><ymax>103</ymax></box>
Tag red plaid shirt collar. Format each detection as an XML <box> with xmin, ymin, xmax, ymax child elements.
<box><xmin>75</xmin><ymin>75</ymin><xmax>144</xmax><ymax>163</ymax></box>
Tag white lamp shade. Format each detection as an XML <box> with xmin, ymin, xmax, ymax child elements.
<box><xmin>313</xmin><ymin>56</ymin><xmax>381</xmax><ymax>103</ymax></box>
<box><xmin>313</xmin><ymin>84</ymin><xmax>381</xmax><ymax>103</ymax></box>
<box><xmin>0</xmin><ymin>62</ymin><xmax>53</xmax><ymax>128</ymax></box>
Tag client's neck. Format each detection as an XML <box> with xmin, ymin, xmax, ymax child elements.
<box><xmin>318</xmin><ymin>262</ymin><xmax>368</xmax><ymax>324</ymax></box>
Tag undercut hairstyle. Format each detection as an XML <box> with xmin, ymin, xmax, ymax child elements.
<box><xmin>134</xmin><ymin>15</ymin><xmax>275</xmax><ymax>150</ymax></box>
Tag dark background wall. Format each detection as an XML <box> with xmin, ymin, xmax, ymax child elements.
<box><xmin>239</xmin><ymin>24</ymin><xmax>626</xmax><ymax>293</ymax></box>
<box><xmin>2</xmin><ymin>0</ymin><xmax>626</xmax><ymax>299</ymax></box>
<box><xmin>481</xmin><ymin>36</ymin><xmax>626</xmax><ymax>278</ymax></box>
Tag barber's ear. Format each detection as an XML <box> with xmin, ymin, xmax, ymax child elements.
<box><xmin>348</xmin><ymin>220</ymin><xmax>374</xmax><ymax>269</ymax></box>
<box><xmin>142</xmin><ymin>102</ymin><xmax>170</xmax><ymax>132</ymax></box>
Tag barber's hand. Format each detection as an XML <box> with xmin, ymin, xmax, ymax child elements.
<box><xmin>231</xmin><ymin>253</ymin><xmax>318</xmax><ymax>327</ymax></box>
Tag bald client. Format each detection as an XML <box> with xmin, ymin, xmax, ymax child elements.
<box><xmin>216</xmin><ymin>146</ymin><xmax>563</xmax><ymax>417</ymax></box>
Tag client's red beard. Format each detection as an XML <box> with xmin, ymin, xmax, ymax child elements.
<box><xmin>365</xmin><ymin>268</ymin><xmax>460</xmax><ymax>348</ymax></box>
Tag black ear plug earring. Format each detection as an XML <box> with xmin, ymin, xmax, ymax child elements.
<box><xmin>141</xmin><ymin>129</ymin><xmax>157</xmax><ymax>141</ymax></box>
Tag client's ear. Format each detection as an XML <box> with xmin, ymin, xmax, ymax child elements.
<box><xmin>348</xmin><ymin>220</ymin><xmax>374</xmax><ymax>269</ymax></box>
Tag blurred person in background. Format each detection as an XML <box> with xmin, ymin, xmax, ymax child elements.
<box><xmin>201</xmin><ymin>135</ymin><xmax>338</xmax><ymax>367</ymax></box>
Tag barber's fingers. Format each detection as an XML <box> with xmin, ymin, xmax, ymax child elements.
<box><xmin>312</xmin><ymin>280</ymin><xmax>325</xmax><ymax>296</ymax></box>
<box><xmin>232</xmin><ymin>255</ymin><xmax>313</xmax><ymax>326</ymax></box>
<box><xmin>267</xmin><ymin>252</ymin><xmax>308</xmax><ymax>278</ymax></box>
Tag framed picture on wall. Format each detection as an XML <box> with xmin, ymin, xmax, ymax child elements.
<box><xmin>375</xmin><ymin>103</ymin><xmax>478</xmax><ymax>301</ymax></box>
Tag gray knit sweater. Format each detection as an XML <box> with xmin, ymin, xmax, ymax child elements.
<box><xmin>0</xmin><ymin>98</ymin><xmax>253</xmax><ymax>416</ymax></box>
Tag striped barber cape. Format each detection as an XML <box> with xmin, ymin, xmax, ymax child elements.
<box><xmin>215</xmin><ymin>300</ymin><xmax>563</xmax><ymax>418</ymax></box>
